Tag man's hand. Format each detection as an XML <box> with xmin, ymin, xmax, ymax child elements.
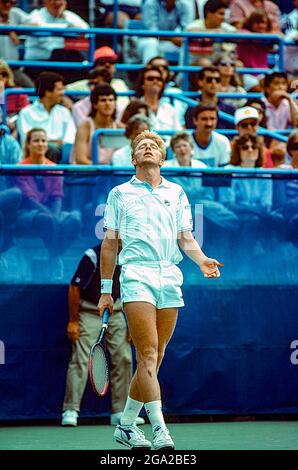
<box><xmin>98</xmin><ymin>294</ymin><xmax>114</xmax><ymax>316</ymax></box>
<box><xmin>67</xmin><ymin>320</ymin><xmax>80</xmax><ymax>342</ymax></box>
<box><xmin>270</xmin><ymin>90</ymin><xmax>290</xmax><ymax>106</ymax></box>
<box><xmin>200</xmin><ymin>258</ymin><xmax>224</xmax><ymax>278</ymax></box>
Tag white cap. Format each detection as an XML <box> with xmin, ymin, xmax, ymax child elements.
<box><xmin>234</xmin><ymin>106</ymin><xmax>259</xmax><ymax>125</ymax></box>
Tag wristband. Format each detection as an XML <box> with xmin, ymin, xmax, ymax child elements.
<box><xmin>101</xmin><ymin>279</ymin><xmax>113</xmax><ymax>294</ymax></box>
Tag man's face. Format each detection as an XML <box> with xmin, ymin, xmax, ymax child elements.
<box><xmin>143</xmin><ymin>70</ymin><xmax>164</xmax><ymax>94</ymax></box>
<box><xmin>0</xmin><ymin>0</ymin><xmax>15</xmax><ymax>16</ymax></box>
<box><xmin>48</xmin><ymin>80</ymin><xmax>64</xmax><ymax>104</ymax></box>
<box><xmin>132</xmin><ymin>138</ymin><xmax>163</xmax><ymax>167</ymax></box>
<box><xmin>199</xmin><ymin>72</ymin><xmax>221</xmax><ymax>95</ymax></box>
<box><xmin>44</xmin><ymin>0</ymin><xmax>66</xmax><ymax>17</ymax></box>
<box><xmin>95</xmin><ymin>94</ymin><xmax>116</xmax><ymax>117</ymax></box>
<box><xmin>193</xmin><ymin>110</ymin><xmax>217</xmax><ymax>133</ymax></box>
<box><xmin>95</xmin><ymin>59</ymin><xmax>116</xmax><ymax>76</ymax></box>
<box><xmin>208</xmin><ymin>8</ymin><xmax>226</xmax><ymax>28</ymax></box>
<box><xmin>266</xmin><ymin>77</ymin><xmax>288</xmax><ymax>94</ymax></box>
<box><xmin>237</xmin><ymin>118</ymin><xmax>258</xmax><ymax>136</ymax></box>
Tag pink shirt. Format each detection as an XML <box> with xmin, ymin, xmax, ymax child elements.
<box><xmin>230</xmin><ymin>0</ymin><xmax>280</xmax><ymax>25</ymax></box>
<box><xmin>263</xmin><ymin>97</ymin><xmax>295</xmax><ymax>130</ymax></box>
<box><xmin>236</xmin><ymin>29</ymin><xmax>269</xmax><ymax>68</ymax></box>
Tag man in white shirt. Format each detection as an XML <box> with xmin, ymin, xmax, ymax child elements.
<box><xmin>17</xmin><ymin>71</ymin><xmax>76</xmax><ymax>162</ymax></box>
<box><xmin>191</xmin><ymin>102</ymin><xmax>231</xmax><ymax>166</ymax></box>
<box><xmin>24</xmin><ymin>0</ymin><xmax>89</xmax><ymax>82</ymax></box>
<box><xmin>98</xmin><ymin>130</ymin><xmax>223</xmax><ymax>450</ymax></box>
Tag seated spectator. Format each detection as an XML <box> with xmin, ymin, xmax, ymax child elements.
<box><xmin>24</xmin><ymin>0</ymin><xmax>89</xmax><ymax>82</ymax></box>
<box><xmin>98</xmin><ymin>0</ymin><xmax>142</xmax><ymax>28</ymax></box>
<box><xmin>263</xmin><ymin>72</ymin><xmax>298</xmax><ymax>130</ymax></box>
<box><xmin>234</xmin><ymin>106</ymin><xmax>273</xmax><ymax>167</ymax></box>
<box><xmin>72</xmin><ymin>84</ymin><xmax>122</xmax><ymax>165</ymax></box>
<box><xmin>112</xmin><ymin>114</ymin><xmax>151</xmax><ymax>167</ymax></box>
<box><xmin>0</xmin><ymin>124</ymin><xmax>21</xmax><ymax>163</ymax></box>
<box><xmin>191</xmin><ymin>102</ymin><xmax>231</xmax><ymax>166</ymax></box>
<box><xmin>186</xmin><ymin>0</ymin><xmax>236</xmax><ymax>65</ymax></box>
<box><xmin>0</xmin><ymin>0</ymin><xmax>34</xmax><ymax>87</ymax></box>
<box><xmin>281</xmin><ymin>1</ymin><xmax>298</xmax><ymax>75</ymax></box>
<box><xmin>236</xmin><ymin>9</ymin><xmax>274</xmax><ymax>70</ymax></box>
<box><xmin>213</xmin><ymin>55</ymin><xmax>246</xmax><ymax>108</ymax></box>
<box><xmin>244</xmin><ymin>98</ymin><xmax>267</xmax><ymax>128</ymax></box>
<box><xmin>67</xmin><ymin>46</ymin><xmax>130</xmax><ymax>115</ymax></box>
<box><xmin>135</xmin><ymin>66</ymin><xmax>182</xmax><ymax>135</ymax></box>
<box><xmin>136</xmin><ymin>0</ymin><xmax>194</xmax><ymax>64</ymax></box>
<box><xmin>164</xmin><ymin>131</ymin><xmax>207</xmax><ymax>168</ymax></box>
<box><xmin>15</xmin><ymin>128</ymin><xmax>81</xmax><ymax>280</ymax></box>
<box><xmin>185</xmin><ymin>66</ymin><xmax>235</xmax><ymax>129</ymax></box>
<box><xmin>229</xmin><ymin>0</ymin><xmax>280</xmax><ymax>32</ymax></box>
<box><xmin>17</xmin><ymin>71</ymin><xmax>76</xmax><ymax>163</ymax></box>
<box><xmin>120</xmin><ymin>99</ymin><xmax>150</xmax><ymax>125</ymax></box>
<box><xmin>0</xmin><ymin>60</ymin><xmax>30</xmax><ymax>135</ymax></box>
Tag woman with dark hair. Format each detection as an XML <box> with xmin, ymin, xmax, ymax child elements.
<box><xmin>135</xmin><ymin>66</ymin><xmax>181</xmax><ymax>135</ymax></box>
<box><xmin>72</xmin><ymin>84</ymin><xmax>122</xmax><ymax>164</ymax></box>
<box><xmin>120</xmin><ymin>99</ymin><xmax>149</xmax><ymax>125</ymax></box>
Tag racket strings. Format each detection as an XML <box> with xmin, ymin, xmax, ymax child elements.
<box><xmin>90</xmin><ymin>345</ymin><xmax>109</xmax><ymax>395</ymax></box>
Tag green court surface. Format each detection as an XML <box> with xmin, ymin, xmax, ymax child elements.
<box><xmin>0</xmin><ymin>422</ymin><xmax>297</xmax><ymax>450</ymax></box>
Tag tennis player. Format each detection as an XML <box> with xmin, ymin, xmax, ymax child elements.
<box><xmin>98</xmin><ymin>130</ymin><xmax>223</xmax><ymax>450</ymax></box>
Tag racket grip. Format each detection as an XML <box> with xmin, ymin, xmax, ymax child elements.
<box><xmin>102</xmin><ymin>308</ymin><xmax>110</xmax><ymax>327</ymax></box>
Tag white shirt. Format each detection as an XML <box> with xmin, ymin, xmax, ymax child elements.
<box><xmin>17</xmin><ymin>100</ymin><xmax>76</xmax><ymax>145</ymax></box>
<box><xmin>148</xmin><ymin>101</ymin><xmax>182</xmax><ymax>132</ymax></box>
<box><xmin>104</xmin><ymin>175</ymin><xmax>193</xmax><ymax>265</ymax></box>
<box><xmin>25</xmin><ymin>7</ymin><xmax>89</xmax><ymax>60</ymax></box>
<box><xmin>191</xmin><ymin>131</ymin><xmax>231</xmax><ymax>167</ymax></box>
<box><xmin>112</xmin><ymin>144</ymin><xmax>134</xmax><ymax>167</ymax></box>
<box><xmin>163</xmin><ymin>158</ymin><xmax>206</xmax><ymax>168</ymax></box>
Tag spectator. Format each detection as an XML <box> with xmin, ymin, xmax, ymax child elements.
<box><xmin>191</xmin><ymin>102</ymin><xmax>231</xmax><ymax>166</ymax></box>
<box><xmin>0</xmin><ymin>124</ymin><xmax>21</xmax><ymax>163</ymax></box>
<box><xmin>61</xmin><ymin>243</ymin><xmax>145</xmax><ymax>427</ymax></box>
<box><xmin>229</xmin><ymin>0</ymin><xmax>280</xmax><ymax>32</ymax></box>
<box><xmin>263</xmin><ymin>72</ymin><xmax>298</xmax><ymax>130</ymax></box>
<box><xmin>0</xmin><ymin>60</ymin><xmax>30</xmax><ymax>135</ymax></box>
<box><xmin>234</xmin><ymin>105</ymin><xmax>273</xmax><ymax>167</ymax></box>
<box><xmin>186</xmin><ymin>0</ymin><xmax>236</xmax><ymax>65</ymax></box>
<box><xmin>97</xmin><ymin>0</ymin><xmax>142</xmax><ymax>28</ymax></box>
<box><xmin>281</xmin><ymin>1</ymin><xmax>298</xmax><ymax>75</ymax></box>
<box><xmin>164</xmin><ymin>131</ymin><xmax>206</xmax><ymax>168</ymax></box>
<box><xmin>17</xmin><ymin>72</ymin><xmax>76</xmax><ymax>163</ymax></box>
<box><xmin>67</xmin><ymin>46</ymin><xmax>130</xmax><ymax>116</ymax></box>
<box><xmin>15</xmin><ymin>128</ymin><xmax>81</xmax><ymax>280</ymax></box>
<box><xmin>72</xmin><ymin>84</ymin><xmax>122</xmax><ymax>165</ymax></box>
<box><xmin>0</xmin><ymin>0</ymin><xmax>33</xmax><ymax>87</ymax></box>
<box><xmin>136</xmin><ymin>0</ymin><xmax>194</xmax><ymax>64</ymax></box>
<box><xmin>244</xmin><ymin>98</ymin><xmax>267</xmax><ymax>127</ymax></box>
<box><xmin>120</xmin><ymin>99</ymin><xmax>150</xmax><ymax>125</ymax></box>
<box><xmin>135</xmin><ymin>66</ymin><xmax>182</xmax><ymax>135</ymax></box>
<box><xmin>236</xmin><ymin>9</ymin><xmax>274</xmax><ymax>69</ymax></box>
<box><xmin>213</xmin><ymin>55</ymin><xmax>246</xmax><ymax>108</ymax></box>
<box><xmin>185</xmin><ymin>66</ymin><xmax>235</xmax><ymax>129</ymax></box>
<box><xmin>24</xmin><ymin>0</ymin><xmax>89</xmax><ymax>82</ymax></box>
<box><xmin>112</xmin><ymin>113</ymin><xmax>151</xmax><ymax>167</ymax></box>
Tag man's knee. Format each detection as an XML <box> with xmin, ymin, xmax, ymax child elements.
<box><xmin>137</xmin><ymin>345</ymin><xmax>158</xmax><ymax>371</ymax></box>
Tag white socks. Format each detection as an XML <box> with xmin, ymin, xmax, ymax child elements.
<box><xmin>145</xmin><ymin>400</ymin><xmax>166</xmax><ymax>429</ymax></box>
<box><xmin>120</xmin><ymin>397</ymin><xmax>144</xmax><ymax>425</ymax></box>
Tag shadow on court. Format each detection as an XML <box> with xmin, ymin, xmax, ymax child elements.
<box><xmin>0</xmin><ymin>422</ymin><xmax>297</xmax><ymax>450</ymax></box>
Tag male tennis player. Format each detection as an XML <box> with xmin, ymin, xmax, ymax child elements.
<box><xmin>98</xmin><ymin>130</ymin><xmax>223</xmax><ymax>450</ymax></box>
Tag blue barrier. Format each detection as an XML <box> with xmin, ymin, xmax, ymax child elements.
<box><xmin>0</xmin><ymin>167</ymin><xmax>297</xmax><ymax>419</ymax></box>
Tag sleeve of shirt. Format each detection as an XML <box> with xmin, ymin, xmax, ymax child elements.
<box><xmin>229</xmin><ymin>1</ymin><xmax>244</xmax><ymax>24</ymax></box>
<box><xmin>142</xmin><ymin>0</ymin><xmax>159</xmax><ymax>30</ymax></box>
<box><xmin>179</xmin><ymin>0</ymin><xmax>195</xmax><ymax>30</ymax></box>
<box><xmin>62</xmin><ymin>109</ymin><xmax>76</xmax><ymax>144</ymax></box>
<box><xmin>104</xmin><ymin>188</ymin><xmax>120</xmax><ymax>231</ymax></box>
<box><xmin>71</xmin><ymin>254</ymin><xmax>95</xmax><ymax>287</ymax></box>
<box><xmin>64</xmin><ymin>11</ymin><xmax>89</xmax><ymax>29</ymax></box>
<box><xmin>219</xmin><ymin>137</ymin><xmax>231</xmax><ymax>166</ymax></box>
<box><xmin>177</xmin><ymin>187</ymin><xmax>193</xmax><ymax>233</ymax></box>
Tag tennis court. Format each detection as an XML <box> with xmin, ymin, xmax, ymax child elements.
<box><xmin>0</xmin><ymin>421</ymin><xmax>297</xmax><ymax>450</ymax></box>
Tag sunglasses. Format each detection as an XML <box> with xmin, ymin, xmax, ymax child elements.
<box><xmin>289</xmin><ymin>143</ymin><xmax>298</xmax><ymax>151</ymax></box>
<box><xmin>220</xmin><ymin>61</ymin><xmax>236</xmax><ymax>66</ymax></box>
<box><xmin>241</xmin><ymin>144</ymin><xmax>258</xmax><ymax>150</ymax></box>
<box><xmin>205</xmin><ymin>76</ymin><xmax>221</xmax><ymax>83</ymax></box>
<box><xmin>239</xmin><ymin>121</ymin><xmax>258</xmax><ymax>128</ymax></box>
<box><xmin>145</xmin><ymin>75</ymin><xmax>163</xmax><ymax>82</ymax></box>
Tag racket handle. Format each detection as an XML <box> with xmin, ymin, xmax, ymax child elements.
<box><xmin>102</xmin><ymin>308</ymin><xmax>110</xmax><ymax>328</ymax></box>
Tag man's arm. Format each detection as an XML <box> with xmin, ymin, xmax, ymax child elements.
<box><xmin>98</xmin><ymin>230</ymin><xmax>119</xmax><ymax>315</ymax></box>
<box><xmin>178</xmin><ymin>231</ymin><xmax>223</xmax><ymax>278</ymax></box>
<box><xmin>67</xmin><ymin>284</ymin><xmax>81</xmax><ymax>342</ymax></box>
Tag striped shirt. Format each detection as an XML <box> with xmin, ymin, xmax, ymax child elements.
<box><xmin>104</xmin><ymin>175</ymin><xmax>193</xmax><ymax>265</ymax></box>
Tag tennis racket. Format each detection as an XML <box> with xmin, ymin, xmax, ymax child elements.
<box><xmin>89</xmin><ymin>308</ymin><xmax>110</xmax><ymax>397</ymax></box>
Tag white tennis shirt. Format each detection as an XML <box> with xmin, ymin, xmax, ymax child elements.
<box><xmin>104</xmin><ymin>175</ymin><xmax>193</xmax><ymax>265</ymax></box>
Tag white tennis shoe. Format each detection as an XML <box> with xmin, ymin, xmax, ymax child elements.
<box><xmin>61</xmin><ymin>410</ymin><xmax>78</xmax><ymax>426</ymax></box>
<box><xmin>114</xmin><ymin>424</ymin><xmax>151</xmax><ymax>449</ymax></box>
<box><xmin>152</xmin><ymin>425</ymin><xmax>175</xmax><ymax>450</ymax></box>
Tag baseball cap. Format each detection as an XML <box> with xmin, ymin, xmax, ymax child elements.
<box><xmin>94</xmin><ymin>46</ymin><xmax>118</xmax><ymax>63</ymax></box>
<box><xmin>234</xmin><ymin>106</ymin><xmax>259</xmax><ymax>125</ymax></box>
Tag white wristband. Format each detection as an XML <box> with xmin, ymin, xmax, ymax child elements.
<box><xmin>101</xmin><ymin>279</ymin><xmax>113</xmax><ymax>294</ymax></box>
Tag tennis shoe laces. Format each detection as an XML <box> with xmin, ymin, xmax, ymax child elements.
<box><xmin>114</xmin><ymin>424</ymin><xmax>151</xmax><ymax>449</ymax></box>
<box><xmin>152</xmin><ymin>425</ymin><xmax>175</xmax><ymax>450</ymax></box>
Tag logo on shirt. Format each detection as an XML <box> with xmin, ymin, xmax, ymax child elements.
<box><xmin>164</xmin><ymin>200</ymin><xmax>170</xmax><ymax>206</ymax></box>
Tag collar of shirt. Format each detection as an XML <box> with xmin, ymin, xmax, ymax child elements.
<box><xmin>130</xmin><ymin>175</ymin><xmax>171</xmax><ymax>189</ymax></box>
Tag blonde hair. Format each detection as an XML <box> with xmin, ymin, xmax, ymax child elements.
<box><xmin>131</xmin><ymin>130</ymin><xmax>166</xmax><ymax>160</ymax></box>
<box><xmin>0</xmin><ymin>60</ymin><xmax>15</xmax><ymax>87</ymax></box>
